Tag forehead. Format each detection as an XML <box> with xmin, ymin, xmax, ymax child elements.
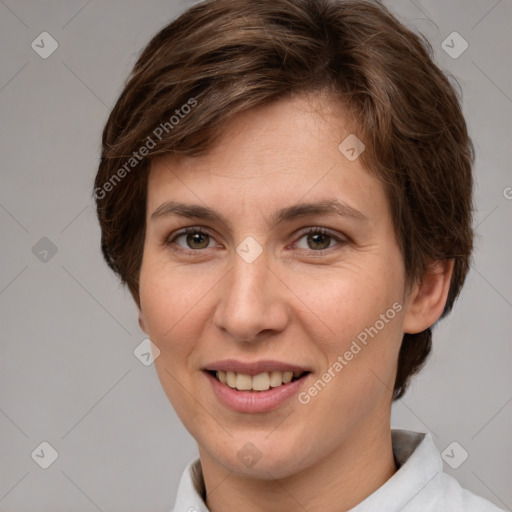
<box><xmin>146</xmin><ymin>94</ymin><xmax>387</xmax><ymax>224</ymax></box>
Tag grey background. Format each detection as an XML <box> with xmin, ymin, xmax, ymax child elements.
<box><xmin>1</xmin><ymin>0</ymin><xmax>511</xmax><ymax>510</ymax></box>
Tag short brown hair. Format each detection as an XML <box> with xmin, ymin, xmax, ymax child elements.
<box><xmin>94</xmin><ymin>0</ymin><xmax>474</xmax><ymax>399</ymax></box>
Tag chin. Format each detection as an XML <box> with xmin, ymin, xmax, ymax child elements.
<box><xmin>199</xmin><ymin>428</ymin><xmax>318</xmax><ymax>480</ymax></box>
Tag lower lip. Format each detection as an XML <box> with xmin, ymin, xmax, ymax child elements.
<box><xmin>205</xmin><ymin>371</ymin><xmax>310</xmax><ymax>413</ymax></box>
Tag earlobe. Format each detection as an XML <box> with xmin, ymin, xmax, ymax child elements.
<box><xmin>402</xmin><ymin>259</ymin><xmax>455</xmax><ymax>334</ymax></box>
<box><xmin>138</xmin><ymin>308</ymin><xmax>148</xmax><ymax>334</ymax></box>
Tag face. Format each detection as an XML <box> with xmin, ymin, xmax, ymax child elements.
<box><xmin>138</xmin><ymin>93</ymin><xmax>413</xmax><ymax>479</ymax></box>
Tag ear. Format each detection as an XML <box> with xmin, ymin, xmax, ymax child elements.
<box><xmin>402</xmin><ymin>259</ymin><xmax>454</xmax><ymax>334</ymax></box>
<box><xmin>138</xmin><ymin>306</ymin><xmax>148</xmax><ymax>334</ymax></box>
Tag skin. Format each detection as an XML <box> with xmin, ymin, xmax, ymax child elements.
<box><xmin>138</xmin><ymin>93</ymin><xmax>453</xmax><ymax>512</ymax></box>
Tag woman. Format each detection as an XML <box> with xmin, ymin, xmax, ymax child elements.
<box><xmin>94</xmin><ymin>0</ymin><xmax>504</xmax><ymax>510</ymax></box>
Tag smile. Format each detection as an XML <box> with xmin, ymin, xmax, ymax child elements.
<box><xmin>209</xmin><ymin>370</ymin><xmax>308</xmax><ymax>392</ymax></box>
<box><xmin>203</xmin><ymin>361</ymin><xmax>312</xmax><ymax>413</ymax></box>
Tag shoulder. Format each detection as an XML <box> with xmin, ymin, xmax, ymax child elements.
<box><xmin>350</xmin><ymin>430</ymin><xmax>507</xmax><ymax>512</ymax></box>
<box><xmin>435</xmin><ymin>471</ymin><xmax>506</xmax><ymax>511</ymax></box>
<box><xmin>393</xmin><ymin>429</ymin><xmax>506</xmax><ymax>511</ymax></box>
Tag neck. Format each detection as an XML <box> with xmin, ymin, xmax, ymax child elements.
<box><xmin>199</xmin><ymin>418</ymin><xmax>396</xmax><ymax>512</ymax></box>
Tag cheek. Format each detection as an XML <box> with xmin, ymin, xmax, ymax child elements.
<box><xmin>138</xmin><ymin>255</ymin><xmax>214</xmax><ymax>342</ymax></box>
<box><xmin>297</xmin><ymin>260</ymin><xmax>405</xmax><ymax>392</ymax></box>
<box><xmin>138</xmin><ymin>258</ymin><xmax>210</xmax><ymax>421</ymax></box>
<box><xmin>295</xmin><ymin>267</ymin><xmax>402</xmax><ymax>343</ymax></box>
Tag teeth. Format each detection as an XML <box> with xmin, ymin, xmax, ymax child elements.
<box><xmin>269</xmin><ymin>371</ymin><xmax>283</xmax><ymax>387</ymax></box>
<box><xmin>252</xmin><ymin>372</ymin><xmax>270</xmax><ymax>391</ymax></box>
<box><xmin>235</xmin><ymin>373</ymin><xmax>252</xmax><ymax>390</ymax></box>
<box><xmin>226</xmin><ymin>371</ymin><xmax>236</xmax><ymax>388</ymax></box>
<box><xmin>282</xmin><ymin>371</ymin><xmax>293</xmax><ymax>384</ymax></box>
<box><xmin>215</xmin><ymin>370</ymin><xmax>304</xmax><ymax>391</ymax></box>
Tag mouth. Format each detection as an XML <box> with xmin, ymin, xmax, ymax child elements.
<box><xmin>205</xmin><ymin>369</ymin><xmax>310</xmax><ymax>392</ymax></box>
<box><xmin>203</xmin><ymin>359</ymin><xmax>312</xmax><ymax>412</ymax></box>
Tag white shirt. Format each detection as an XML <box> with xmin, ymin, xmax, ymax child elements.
<box><xmin>170</xmin><ymin>429</ymin><xmax>505</xmax><ymax>511</ymax></box>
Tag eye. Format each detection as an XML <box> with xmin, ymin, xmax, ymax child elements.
<box><xmin>168</xmin><ymin>227</ymin><xmax>217</xmax><ymax>251</ymax></box>
<box><xmin>294</xmin><ymin>228</ymin><xmax>344</xmax><ymax>252</ymax></box>
<box><xmin>166</xmin><ymin>226</ymin><xmax>346</xmax><ymax>255</ymax></box>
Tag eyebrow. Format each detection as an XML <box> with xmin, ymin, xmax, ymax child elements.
<box><xmin>150</xmin><ymin>199</ymin><xmax>368</xmax><ymax>226</ymax></box>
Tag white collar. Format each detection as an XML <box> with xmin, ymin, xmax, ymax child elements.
<box><xmin>170</xmin><ymin>429</ymin><xmax>501</xmax><ymax>512</ymax></box>
<box><xmin>349</xmin><ymin>429</ymin><xmax>439</xmax><ymax>511</ymax></box>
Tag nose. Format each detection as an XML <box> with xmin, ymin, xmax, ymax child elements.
<box><xmin>212</xmin><ymin>248</ymin><xmax>289</xmax><ymax>343</ymax></box>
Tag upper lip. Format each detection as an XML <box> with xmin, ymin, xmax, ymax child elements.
<box><xmin>203</xmin><ymin>359</ymin><xmax>311</xmax><ymax>376</ymax></box>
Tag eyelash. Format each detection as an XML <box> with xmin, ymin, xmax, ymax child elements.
<box><xmin>166</xmin><ymin>226</ymin><xmax>346</xmax><ymax>256</ymax></box>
